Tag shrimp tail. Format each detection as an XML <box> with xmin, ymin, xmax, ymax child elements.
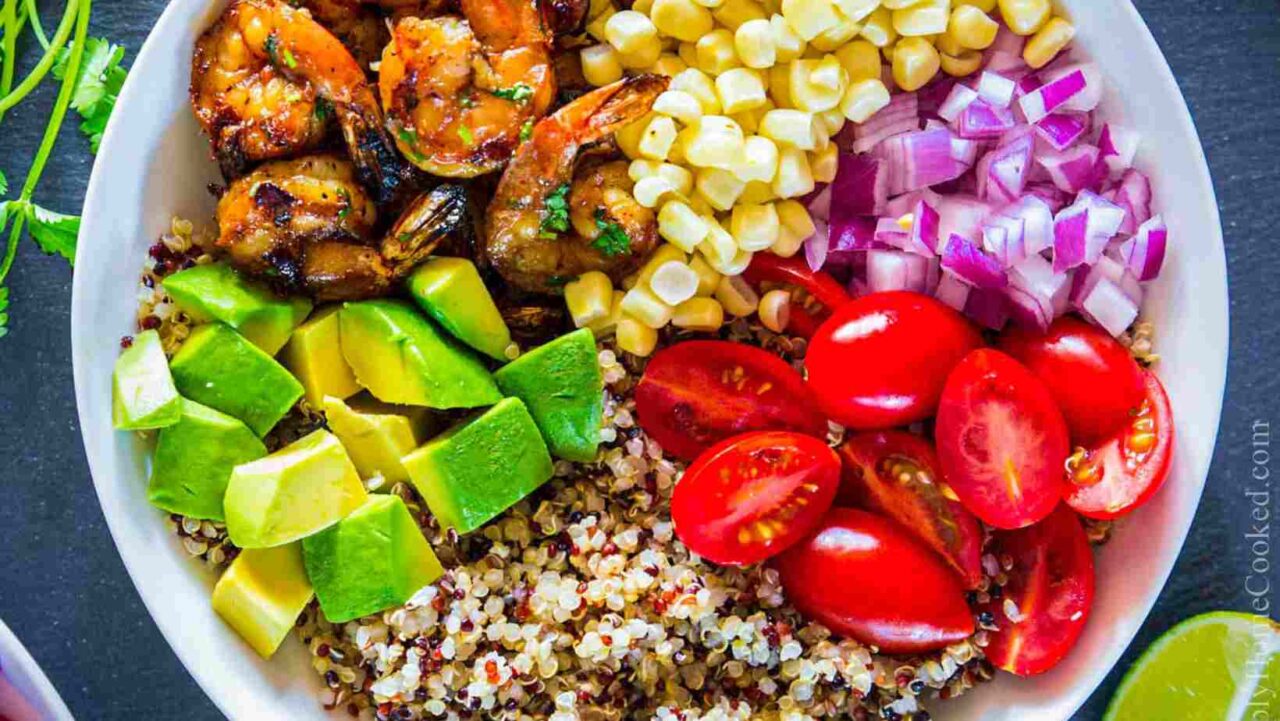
<box><xmin>379</xmin><ymin>183</ymin><xmax>471</xmax><ymax>274</ymax></box>
<box><xmin>561</xmin><ymin>73</ymin><xmax>670</xmax><ymax>144</ymax></box>
<box><xmin>337</xmin><ymin>103</ymin><xmax>415</xmax><ymax>206</ymax></box>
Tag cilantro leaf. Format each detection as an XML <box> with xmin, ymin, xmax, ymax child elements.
<box><xmin>540</xmin><ymin>183</ymin><xmax>571</xmax><ymax>238</ymax></box>
<box><xmin>519</xmin><ymin>119</ymin><xmax>534</xmax><ymax>143</ymax></box>
<box><xmin>492</xmin><ymin>83</ymin><xmax>535</xmax><ymax>104</ymax></box>
<box><xmin>592</xmin><ymin>210</ymin><xmax>631</xmax><ymax>257</ymax></box>
<box><xmin>456</xmin><ymin>125</ymin><xmax>474</xmax><ymax>146</ymax></box>
<box><xmin>0</xmin><ymin>170</ymin><xmax>7</xmax><ymax>196</ymax></box>
<box><xmin>0</xmin><ymin>286</ymin><xmax>9</xmax><ymax>339</ymax></box>
<box><xmin>53</xmin><ymin>38</ymin><xmax>128</xmax><ymax>153</ymax></box>
<box><xmin>23</xmin><ymin>203</ymin><xmax>79</xmax><ymax>264</ymax></box>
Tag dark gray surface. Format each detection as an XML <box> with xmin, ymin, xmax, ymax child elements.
<box><xmin>0</xmin><ymin>1</ymin><xmax>1276</xmax><ymax>719</ymax></box>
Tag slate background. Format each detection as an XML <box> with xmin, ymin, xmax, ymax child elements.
<box><xmin>0</xmin><ymin>1</ymin><xmax>1276</xmax><ymax>719</ymax></box>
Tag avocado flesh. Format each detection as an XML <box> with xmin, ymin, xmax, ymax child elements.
<box><xmin>211</xmin><ymin>543</ymin><xmax>313</xmax><ymax>658</ymax></box>
<box><xmin>402</xmin><ymin>397</ymin><xmax>553</xmax><ymax>534</ymax></box>
<box><xmin>170</xmin><ymin>323</ymin><xmax>304</xmax><ymax>437</ymax></box>
<box><xmin>302</xmin><ymin>494</ymin><xmax>444</xmax><ymax>623</ymax></box>
<box><xmin>338</xmin><ymin>299</ymin><xmax>501</xmax><ymax>409</ymax></box>
<box><xmin>494</xmin><ymin>328</ymin><xmax>603</xmax><ymax>462</ymax></box>
<box><xmin>407</xmin><ymin>257</ymin><xmax>512</xmax><ymax>361</ymax></box>
<box><xmin>224</xmin><ymin>429</ymin><xmax>368</xmax><ymax>548</ymax></box>
<box><xmin>112</xmin><ymin>329</ymin><xmax>183</xmax><ymax>430</ymax></box>
<box><xmin>163</xmin><ymin>262</ymin><xmax>312</xmax><ymax>356</ymax></box>
<box><xmin>322</xmin><ymin>395</ymin><xmax>427</xmax><ymax>486</ymax></box>
<box><xmin>282</xmin><ymin>306</ymin><xmax>361</xmax><ymax>407</ymax></box>
<box><xmin>149</xmin><ymin>399</ymin><xmax>267</xmax><ymax>520</ymax></box>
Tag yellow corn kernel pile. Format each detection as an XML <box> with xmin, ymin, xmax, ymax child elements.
<box><xmin>575</xmin><ymin>0</ymin><xmax>1074</xmax><ymax>355</ymax></box>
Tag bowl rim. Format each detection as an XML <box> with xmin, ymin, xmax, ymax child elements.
<box><xmin>0</xmin><ymin>618</ymin><xmax>74</xmax><ymax>721</ymax></box>
<box><xmin>70</xmin><ymin>0</ymin><xmax>1229</xmax><ymax>719</ymax></box>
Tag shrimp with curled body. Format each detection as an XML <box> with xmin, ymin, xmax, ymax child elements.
<box><xmin>377</xmin><ymin>0</ymin><xmax>556</xmax><ymax>178</ymax></box>
<box><xmin>486</xmin><ymin>74</ymin><xmax>668</xmax><ymax>294</ymax></box>
<box><xmin>216</xmin><ymin>154</ymin><xmax>468</xmax><ymax>301</ymax></box>
<box><xmin>191</xmin><ymin>0</ymin><xmax>409</xmax><ymax>203</ymax></box>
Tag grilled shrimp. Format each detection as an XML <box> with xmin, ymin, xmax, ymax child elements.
<box><xmin>192</xmin><ymin>0</ymin><xmax>409</xmax><ymax>203</ymax></box>
<box><xmin>296</xmin><ymin>0</ymin><xmax>387</xmax><ymax>69</ymax></box>
<box><xmin>486</xmin><ymin>74</ymin><xmax>667</xmax><ymax>294</ymax></box>
<box><xmin>216</xmin><ymin>154</ymin><xmax>468</xmax><ymax>301</ymax></box>
<box><xmin>377</xmin><ymin>0</ymin><xmax>556</xmax><ymax>178</ymax></box>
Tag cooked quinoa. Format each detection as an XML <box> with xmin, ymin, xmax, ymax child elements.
<box><xmin>132</xmin><ymin>218</ymin><xmax>1153</xmax><ymax>721</ymax></box>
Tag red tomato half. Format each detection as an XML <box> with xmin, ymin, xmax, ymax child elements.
<box><xmin>935</xmin><ymin>349</ymin><xmax>1070</xmax><ymax>529</ymax></box>
<box><xmin>672</xmin><ymin>431</ymin><xmax>840</xmax><ymax>566</ymax></box>
<box><xmin>776</xmin><ymin>507</ymin><xmax>975</xmax><ymax>654</ymax></box>
<box><xmin>806</xmin><ymin>292</ymin><xmax>984</xmax><ymax>429</ymax></box>
<box><xmin>980</xmin><ymin>505</ymin><xmax>1095</xmax><ymax>676</ymax></box>
<box><xmin>636</xmin><ymin>341</ymin><xmax>828</xmax><ymax>461</ymax></box>
<box><xmin>1065</xmin><ymin>372</ymin><xmax>1175</xmax><ymax>519</ymax></box>
<box><xmin>742</xmin><ymin>254</ymin><xmax>851</xmax><ymax>338</ymax></box>
<box><xmin>999</xmin><ymin>317</ymin><xmax>1147</xmax><ymax>444</ymax></box>
<box><xmin>837</xmin><ymin>431</ymin><xmax>984</xmax><ymax>588</ymax></box>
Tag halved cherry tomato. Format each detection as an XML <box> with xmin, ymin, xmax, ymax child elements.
<box><xmin>672</xmin><ymin>431</ymin><xmax>840</xmax><ymax>566</ymax></box>
<box><xmin>806</xmin><ymin>291</ymin><xmax>984</xmax><ymax>429</ymax></box>
<box><xmin>1064</xmin><ymin>371</ymin><xmax>1174</xmax><ymax>519</ymax></box>
<box><xmin>837</xmin><ymin>431</ymin><xmax>984</xmax><ymax>588</ymax></box>
<box><xmin>979</xmin><ymin>505</ymin><xmax>1095</xmax><ymax>676</ymax></box>
<box><xmin>775</xmin><ymin>507</ymin><xmax>976</xmax><ymax>654</ymax></box>
<box><xmin>636</xmin><ymin>341</ymin><xmax>827</xmax><ymax>461</ymax></box>
<box><xmin>999</xmin><ymin>317</ymin><xmax>1147</xmax><ymax>444</ymax></box>
<box><xmin>742</xmin><ymin>254</ymin><xmax>851</xmax><ymax>338</ymax></box>
<box><xmin>935</xmin><ymin>349</ymin><xmax>1070</xmax><ymax>529</ymax></box>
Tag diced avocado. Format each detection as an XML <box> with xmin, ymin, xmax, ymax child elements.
<box><xmin>282</xmin><ymin>306</ymin><xmax>361</xmax><ymax>407</ymax></box>
<box><xmin>494</xmin><ymin>329</ymin><xmax>603</xmax><ymax>462</ymax></box>
<box><xmin>112</xmin><ymin>329</ymin><xmax>183</xmax><ymax>430</ymax></box>
<box><xmin>322</xmin><ymin>395</ymin><xmax>430</xmax><ymax>487</ymax></box>
<box><xmin>407</xmin><ymin>257</ymin><xmax>512</xmax><ymax>361</ymax></box>
<box><xmin>149</xmin><ymin>399</ymin><xmax>267</xmax><ymax>520</ymax></box>
<box><xmin>170</xmin><ymin>323</ymin><xmax>304</xmax><ymax>437</ymax></box>
<box><xmin>211</xmin><ymin>543</ymin><xmax>313</xmax><ymax>658</ymax></box>
<box><xmin>302</xmin><ymin>495</ymin><xmax>444</xmax><ymax>623</ymax></box>
<box><xmin>402</xmin><ymin>398</ymin><xmax>553</xmax><ymax>534</ymax></box>
<box><xmin>163</xmin><ymin>262</ymin><xmax>312</xmax><ymax>355</ymax></box>
<box><xmin>338</xmin><ymin>299</ymin><xmax>501</xmax><ymax>409</ymax></box>
<box><xmin>224</xmin><ymin>429</ymin><xmax>368</xmax><ymax>548</ymax></box>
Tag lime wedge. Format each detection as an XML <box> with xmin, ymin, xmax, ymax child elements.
<box><xmin>1105</xmin><ymin>612</ymin><xmax>1280</xmax><ymax>721</ymax></box>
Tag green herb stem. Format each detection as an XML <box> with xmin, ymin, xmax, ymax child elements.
<box><xmin>0</xmin><ymin>0</ymin><xmax>80</xmax><ymax>117</ymax></box>
<box><xmin>24</xmin><ymin>0</ymin><xmax>49</xmax><ymax>49</ymax></box>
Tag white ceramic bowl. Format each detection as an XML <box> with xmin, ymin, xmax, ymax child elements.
<box><xmin>71</xmin><ymin>1</ymin><xmax>1228</xmax><ymax>718</ymax></box>
<box><xmin>0</xmin><ymin>619</ymin><xmax>74</xmax><ymax>721</ymax></box>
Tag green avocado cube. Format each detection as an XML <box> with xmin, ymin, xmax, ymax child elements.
<box><xmin>212</xmin><ymin>543</ymin><xmax>314</xmax><ymax>658</ymax></box>
<box><xmin>170</xmin><ymin>323</ymin><xmax>304</xmax><ymax>437</ymax></box>
<box><xmin>149</xmin><ymin>399</ymin><xmax>267</xmax><ymax>520</ymax></box>
<box><xmin>112</xmin><ymin>329</ymin><xmax>183</xmax><ymax>430</ymax></box>
<box><xmin>302</xmin><ymin>494</ymin><xmax>444</xmax><ymax>623</ymax></box>
<box><xmin>339</xmin><ymin>300</ymin><xmax>501</xmax><ymax>409</ymax></box>
<box><xmin>322</xmin><ymin>395</ymin><xmax>430</xmax><ymax>487</ymax></box>
<box><xmin>407</xmin><ymin>257</ymin><xmax>512</xmax><ymax>361</ymax></box>
<box><xmin>224</xmin><ymin>429</ymin><xmax>368</xmax><ymax>548</ymax></box>
<box><xmin>402</xmin><ymin>398</ymin><xmax>553</xmax><ymax>534</ymax></box>
<box><xmin>282</xmin><ymin>306</ymin><xmax>362</xmax><ymax>407</ymax></box>
<box><xmin>494</xmin><ymin>329</ymin><xmax>603</xmax><ymax>462</ymax></box>
<box><xmin>163</xmin><ymin>262</ymin><xmax>312</xmax><ymax>356</ymax></box>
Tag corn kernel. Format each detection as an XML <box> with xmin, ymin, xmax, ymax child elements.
<box><xmin>693</xmin><ymin>0</ymin><xmax>726</xmax><ymax>7</ymax></box>
<box><xmin>789</xmin><ymin>57</ymin><xmax>847</xmax><ymax>112</ymax></box>
<box><xmin>629</xmin><ymin>159</ymin><xmax>662</xmax><ymax>182</ymax></box>
<box><xmin>834</xmin><ymin>40</ymin><xmax>881</xmax><ymax>81</ymax></box>
<box><xmin>681</xmin><ymin>115</ymin><xmax>746</xmax><ymax>168</ymax></box>
<box><xmin>955</xmin><ymin>0</ymin><xmax>995</xmax><ymax>10</ymax></box>
<box><xmin>1023</xmin><ymin>16</ymin><xmax>1075</xmax><ymax>69</ymax></box>
<box><xmin>616</xmin><ymin>316</ymin><xmax>659</xmax><ymax>355</ymax></box>
<box><xmin>667</xmin><ymin>137</ymin><xmax>687</xmax><ymax>164</ymax></box>
<box><xmin>838</xmin><ymin>78</ymin><xmax>888</xmax><ymax>123</ymax></box>
<box><xmin>892</xmin><ymin>36</ymin><xmax>940</xmax><ymax>91</ymax></box>
<box><xmin>587</xmin><ymin>290</ymin><xmax>626</xmax><ymax>336</ymax></box>
<box><xmin>638</xmin><ymin>115</ymin><xmax>678</xmax><ymax>160</ymax></box>
<box><xmin>564</xmin><ymin>271</ymin><xmax>614</xmax><ymax>327</ymax></box>
<box><xmin>731</xmin><ymin>202</ymin><xmax>782</xmax><ymax>251</ymax></box>
<box><xmin>859</xmin><ymin>7</ymin><xmax>897</xmax><ymax>47</ymax></box>
<box><xmin>739</xmin><ymin>180</ymin><xmax>777</xmax><ymax>204</ymax></box>
<box><xmin>650</xmin><ymin>0</ymin><xmax>715</xmax><ymax>41</ymax></box>
<box><xmin>771</xmin><ymin>226</ymin><xmax>805</xmax><ymax>257</ymax></box>
<box><xmin>768</xmin><ymin>62</ymin><xmax>794</xmax><ymax>107</ymax></box>
<box><xmin>615</xmin><ymin>112</ymin><xmax>656</xmax><ymax>158</ymax></box>
<box><xmin>650</xmin><ymin>52</ymin><xmax>690</xmax><ymax>77</ymax></box>
<box><xmin>687</xmin><ymin>254</ymin><xmax>721</xmax><ymax>295</ymax></box>
<box><xmin>735</xmin><ymin>19</ymin><xmax>778</xmax><ymax>69</ymax></box>
<box><xmin>606</xmin><ymin>11</ymin><xmax>659</xmax><ymax>54</ymax></box>
<box><xmin>758</xmin><ymin>289</ymin><xmax>792</xmax><ymax>332</ymax></box>
<box><xmin>678</xmin><ymin>41</ymin><xmax>700</xmax><ymax>68</ymax></box>
<box><xmin>781</xmin><ymin>0</ymin><xmax>841</xmax><ymax>42</ymax></box>
<box><xmin>809</xmin><ymin>15</ymin><xmax>863</xmax><ymax>53</ymax></box>
<box><xmin>769</xmin><ymin>14</ymin><xmax>807</xmax><ymax>62</ymax></box>
<box><xmin>832</xmin><ymin>0</ymin><xmax>879</xmax><ymax>22</ymax></box>
<box><xmin>700</xmin><ymin>216</ymin><xmax>739</xmax><ymax>264</ymax></box>
<box><xmin>811</xmin><ymin>142</ymin><xmax>838</xmax><ymax>183</ymax></box>
<box><xmin>759</xmin><ymin>108</ymin><xmax>817</xmax><ymax>149</ymax></box>
<box><xmin>881</xmin><ymin>0</ymin><xmax>920</xmax><ymax>8</ymax></box>
<box><xmin>658</xmin><ymin>201</ymin><xmax>710</xmax><ymax>251</ymax></box>
<box><xmin>713</xmin><ymin>0</ymin><xmax>768</xmax><ymax>30</ymax></box>
<box><xmin>734</xmin><ymin>135</ymin><xmax>781</xmax><ymax>183</ymax></box>
<box><xmin>817</xmin><ymin>107</ymin><xmax>846</xmax><ymax>136</ymax></box>
<box><xmin>696</xmin><ymin>29</ymin><xmax>741</xmax><ymax>75</ymax></box>
<box><xmin>695</xmin><ymin>167</ymin><xmax>747</xmax><ymax>210</ymax></box>
<box><xmin>672</xmin><ymin>297</ymin><xmax>725</xmax><ymax>331</ymax></box>
<box><xmin>586</xmin><ymin>6</ymin><xmax>617</xmax><ymax>42</ymax></box>
<box><xmin>651</xmin><ymin>91</ymin><xmax>700</xmax><ymax>126</ymax></box>
<box><xmin>948</xmin><ymin>5</ymin><xmax>999</xmax><ymax>49</ymax></box>
<box><xmin>772</xmin><ymin>146</ymin><xmax>815</xmax><ymax>198</ymax></box>
<box><xmin>634</xmin><ymin>0</ymin><xmax>655</xmax><ymax>13</ymax></box>
<box><xmin>940</xmin><ymin>49</ymin><xmax>982</xmax><ymax>77</ymax></box>
<box><xmin>659</xmin><ymin>163</ymin><xmax>694</xmax><ymax>195</ymax></box>
<box><xmin>731</xmin><ymin>100</ymin><xmax>774</xmax><ymax>134</ymax></box>
<box><xmin>633</xmin><ymin>176</ymin><xmax>678</xmax><ymax>208</ymax></box>
<box><xmin>934</xmin><ymin>30</ymin><xmax>966</xmax><ymax>57</ymax></box>
<box><xmin>688</xmin><ymin>195</ymin><xmax>715</xmax><ymax>216</ymax></box>
<box><xmin>777</xmin><ymin>198</ymin><xmax>816</xmax><ymax>238</ymax></box>
<box><xmin>893</xmin><ymin>0</ymin><xmax>948</xmax><ymax>36</ymax></box>
<box><xmin>648</xmin><ymin>261</ymin><xmax>700</xmax><ymax>305</ymax></box>
<box><xmin>761</xmin><ymin>0</ymin><xmax>783</xmax><ymax>14</ymax></box>
<box><xmin>715</xmin><ymin>275</ymin><xmax>761</xmax><ymax>317</ymax></box>
<box><xmin>706</xmin><ymin>246</ymin><xmax>754</xmax><ymax>275</ymax></box>
<box><xmin>715</xmin><ymin>68</ymin><xmax>768</xmax><ymax>114</ymax></box>
<box><xmin>619</xmin><ymin>39</ymin><xmax>663</xmax><ymax>69</ymax></box>
<box><xmin>621</xmin><ymin>286</ymin><xmax>675</xmax><ymax>328</ymax></box>
<box><xmin>998</xmin><ymin>0</ymin><xmax>1050</xmax><ymax>36</ymax></box>
<box><xmin>671</xmin><ymin>68</ymin><xmax>723</xmax><ymax>114</ymax></box>
<box><xmin>581</xmin><ymin>45</ymin><xmax>624</xmax><ymax>87</ymax></box>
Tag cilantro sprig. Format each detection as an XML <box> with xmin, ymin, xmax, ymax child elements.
<box><xmin>592</xmin><ymin>209</ymin><xmax>631</xmax><ymax>257</ymax></box>
<box><xmin>540</xmin><ymin>183</ymin><xmax>571</xmax><ymax>239</ymax></box>
<box><xmin>492</xmin><ymin>83</ymin><xmax>534</xmax><ymax>104</ymax></box>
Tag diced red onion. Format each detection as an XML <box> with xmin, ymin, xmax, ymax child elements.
<box><xmin>852</xmin><ymin>93</ymin><xmax>921</xmax><ymax>153</ymax></box>
<box><xmin>997</xmin><ymin>195</ymin><xmax>1055</xmax><ymax>255</ymax></box>
<box><xmin>935</xmin><ymin>194</ymin><xmax>992</xmax><ymax>241</ymax></box>
<box><xmin>866</xmin><ymin>249</ymin><xmax>935</xmax><ymax>294</ymax></box>
<box><xmin>1017</xmin><ymin>68</ymin><xmax>1087</xmax><ymax>123</ymax></box>
<box><xmin>878</xmin><ymin>129</ymin><xmax>976</xmax><ymax>195</ymax></box>
<box><xmin>912</xmin><ymin>200</ymin><xmax>941</xmax><ymax>254</ymax></box>
<box><xmin>977</xmin><ymin>72</ymin><xmax>1016</xmax><ymax>108</ymax></box>
<box><xmin>956</xmin><ymin>98</ymin><xmax>1017</xmax><ymax>139</ymax></box>
<box><xmin>885</xmin><ymin>188</ymin><xmax>941</xmax><ymax>217</ymax></box>
<box><xmin>1072</xmin><ymin>254</ymin><xmax>1143</xmax><ymax>307</ymax></box>
<box><xmin>831</xmin><ymin>153</ymin><xmax>884</xmax><ymax>216</ymax></box>
<box><xmin>986</xmin><ymin>50</ymin><xmax>1029</xmax><ymax>79</ymax></box>
<box><xmin>1049</xmin><ymin>63</ymin><xmax>1103</xmax><ymax>113</ymax></box>
<box><xmin>964</xmin><ymin>287</ymin><xmax>1010</xmax><ymax>330</ymax></box>
<box><xmin>976</xmin><ymin>132</ymin><xmax>1034</xmax><ymax>203</ymax></box>
<box><xmin>982</xmin><ymin>215</ymin><xmax>1027</xmax><ymax>267</ymax></box>
<box><xmin>1025</xmin><ymin>183</ymin><xmax>1071</xmax><ymax>212</ymax></box>
<box><xmin>934</xmin><ymin>271</ymin><xmax>972</xmax><ymax>311</ymax></box>
<box><xmin>1035</xmin><ymin>112</ymin><xmax>1090</xmax><ymax>151</ymax></box>
<box><xmin>1005</xmin><ymin>254</ymin><xmax>1073</xmax><ymax>331</ymax></box>
<box><xmin>1037</xmin><ymin>144</ymin><xmax>1103</xmax><ymax>193</ymax></box>
<box><xmin>806</xmin><ymin>183</ymin><xmax>833</xmax><ymax>221</ymax></box>
<box><xmin>1109</xmin><ymin>169</ymin><xmax>1153</xmax><ymax>234</ymax></box>
<box><xmin>917</xmin><ymin>77</ymin><xmax>959</xmax><ymax>118</ymax></box>
<box><xmin>827</xmin><ymin>215</ymin><xmax>878</xmax><ymax>266</ymax></box>
<box><xmin>804</xmin><ymin>219</ymin><xmax>830</xmax><ymax>271</ymax></box>
<box><xmin>1078</xmin><ymin>278</ymin><xmax>1139</xmax><ymax>337</ymax></box>
<box><xmin>989</xmin><ymin>25</ymin><xmax>1025</xmax><ymax>57</ymax></box>
<box><xmin>941</xmin><ymin>233</ymin><xmax>1008</xmax><ymax>289</ymax></box>
<box><xmin>1120</xmin><ymin>214</ymin><xmax>1167</xmax><ymax>281</ymax></box>
<box><xmin>1052</xmin><ymin>190</ymin><xmax>1126</xmax><ymax>272</ymax></box>
<box><xmin>938</xmin><ymin>83</ymin><xmax>979</xmax><ymax>123</ymax></box>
